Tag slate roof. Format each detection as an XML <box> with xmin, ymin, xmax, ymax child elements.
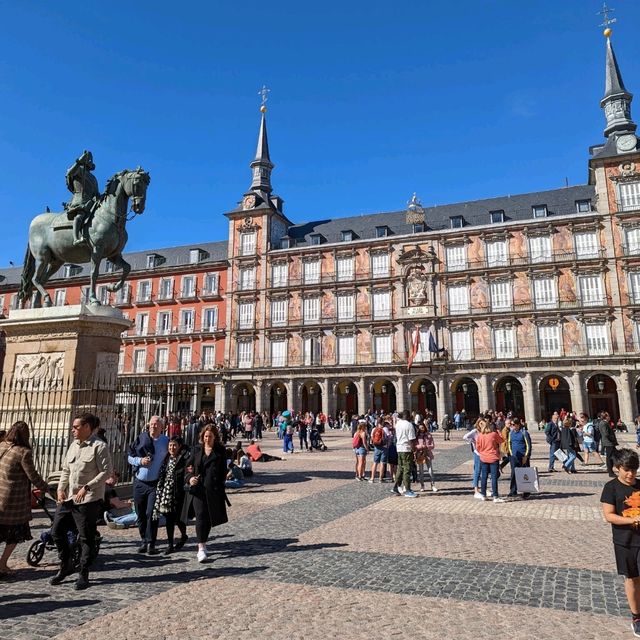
<box><xmin>284</xmin><ymin>184</ymin><xmax>596</xmax><ymax>248</ymax></box>
<box><xmin>0</xmin><ymin>240</ymin><xmax>228</xmax><ymax>288</ymax></box>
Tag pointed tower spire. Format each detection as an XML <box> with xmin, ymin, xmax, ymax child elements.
<box><xmin>249</xmin><ymin>86</ymin><xmax>274</xmax><ymax>194</ymax></box>
<box><xmin>600</xmin><ymin>20</ymin><xmax>636</xmax><ymax>139</ymax></box>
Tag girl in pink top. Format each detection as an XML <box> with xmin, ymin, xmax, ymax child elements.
<box><xmin>475</xmin><ymin>420</ymin><xmax>505</xmax><ymax>503</ymax></box>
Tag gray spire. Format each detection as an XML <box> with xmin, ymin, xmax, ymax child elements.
<box><xmin>249</xmin><ymin>111</ymin><xmax>274</xmax><ymax>193</ymax></box>
<box><xmin>601</xmin><ymin>37</ymin><xmax>636</xmax><ymax>137</ymax></box>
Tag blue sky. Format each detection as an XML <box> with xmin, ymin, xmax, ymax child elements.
<box><xmin>0</xmin><ymin>1</ymin><xmax>638</xmax><ymax>266</ymax></box>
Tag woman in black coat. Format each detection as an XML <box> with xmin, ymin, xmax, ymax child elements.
<box><xmin>560</xmin><ymin>417</ymin><xmax>579</xmax><ymax>474</ymax></box>
<box><xmin>153</xmin><ymin>436</ymin><xmax>189</xmax><ymax>554</ymax></box>
<box><xmin>181</xmin><ymin>424</ymin><xmax>228</xmax><ymax>562</ymax></box>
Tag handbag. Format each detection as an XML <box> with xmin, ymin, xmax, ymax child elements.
<box><xmin>515</xmin><ymin>466</ymin><xmax>540</xmax><ymax>493</ymax></box>
<box><xmin>553</xmin><ymin>448</ymin><xmax>568</xmax><ymax>463</ymax></box>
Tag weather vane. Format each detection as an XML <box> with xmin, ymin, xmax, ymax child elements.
<box><xmin>598</xmin><ymin>3</ymin><xmax>617</xmax><ymax>36</ymax></box>
<box><xmin>259</xmin><ymin>85</ymin><xmax>270</xmax><ymax>112</ymax></box>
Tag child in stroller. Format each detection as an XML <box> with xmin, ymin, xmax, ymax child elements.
<box><xmin>309</xmin><ymin>428</ymin><xmax>328</xmax><ymax>451</ymax></box>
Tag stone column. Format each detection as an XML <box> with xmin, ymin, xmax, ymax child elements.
<box><xmin>395</xmin><ymin>376</ymin><xmax>406</xmax><ymax>413</ymax></box>
<box><xmin>618</xmin><ymin>368</ymin><xmax>634</xmax><ymax>426</ymax></box>
<box><xmin>286</xmin><ymin>379</ymin><xmax>295</xmax><ymax>412</ymax></box>
<box><xmin>254</xmin><ymin>380</ymin><xmax>264</xmax><ymax>413</ymax></box>
<box><xmin>356</xmin><ymin>377</ymin><xmax>366</xmax><ymax>415</ymax></box>
<box><xmin>215</xmin><ymin>382</ymin><xmax>226</xmax><ymax>413</ymax></box>
<box><xmin>191</xmin><ymin>383</ymin><xmax>199</xmax><ymax>413</ymax></box>
<box><xmin>570</xmin><ymin>371</ymin><xmax>585</xmax><ymax>414</ymax></box>
<box><xmin>523</xmin><ymin>372</ymin><xmax>537</xmax><ymax>427</ymax></box>
<box><xmin>320</xmin><ymin>377</ymin><xmax>330</xmax><ymax>417</ymax></box>
<box><xmin>436</xmin><ymin>376</ymin><xmax>446</xmax><ymax>422</ymax></box>
<box><xmin>478</xmin><ymin>374</ymin><xmax>490</xmax><ymax>413</ymax></box>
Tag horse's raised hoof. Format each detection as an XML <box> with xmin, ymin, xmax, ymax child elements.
<box><xmin>43</xmin><ymin>296</ymin><xmax>53</xmax><ymax>308</ymax></box>
<box><xmin>88</xmin><ymin>299</ymin><xmax>102</xmax><ymax>307</ymax></box>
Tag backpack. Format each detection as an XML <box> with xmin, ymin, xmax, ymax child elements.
<box><xmin>372</xmin><ymin>426</ymin><xmax>385</xmax><ymax>447</ymax></box>
<box><xmin>352</xmin><ymin>433</ymin><xmax>362</xmax><ymax>448</ymax></box>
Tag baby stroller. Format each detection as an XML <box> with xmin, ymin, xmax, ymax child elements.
<box><xmin>26</xmin><ymin>478</ymin><xmax>102</xmax><ymax>567</ymax></box>
<box><xmin>310</xmin><ymin>431</ymin><xmax>328</xmax><ymax>451</ymax></box>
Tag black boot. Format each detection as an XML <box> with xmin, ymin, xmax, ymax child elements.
<box><xmin>50</xmin><ymin>561</ymin><xmax>74</xmax><ymax>585</ymax></box>
<box><xmin>74</xmin><ymin>569</ymin><xmax>89</xmax><ymax>590</ymax></box>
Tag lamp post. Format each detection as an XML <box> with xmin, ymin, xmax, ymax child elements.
<box><xmin>505</xmin><ymin>381</ymin><xmax>512</xmax><ymax>413</ymax></box>
<box><xmin>461</xmin><ymin>382</ymin><xmax>468</xmax><ymax>412</ymax></box>
<box><xmin>597</xmin><ymin>378</ymin><xmax>605</xmax><ymax>393</ymax></box>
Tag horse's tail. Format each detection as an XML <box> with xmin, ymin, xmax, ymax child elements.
<box><xmin>17</xmin><ymin>243</ymin><xmax>35</xmax><ymax>303</ymax></box>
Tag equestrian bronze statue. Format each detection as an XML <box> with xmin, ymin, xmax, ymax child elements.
<box><xmin>18</xmin><ymin>152</ymin><xmax>150</xmax><ymax>307</ymax></box>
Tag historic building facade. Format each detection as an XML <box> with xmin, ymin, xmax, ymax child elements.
<box><xmin>1</xmin><ymin>33</ymin><xmax>640</xmax><ymax>423</ymax></box>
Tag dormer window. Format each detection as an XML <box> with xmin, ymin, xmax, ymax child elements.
<box><xmin>375</xmin><ymin>226</ymin><xmax>389</xmax><ymax>238</ymax></box>
<box><xmin>189</xmin><ymin>248</ymin><xmax>206</xmax><ymax>264</ymax></box>
<box><xmin>146</xmin><ymin>253</ymin><xmax>163</xmax><ymax>269</ymax></box>
<box><xmin>490</xmin><ymin>210</ymin><xmax>505</xmax><ymax>224</ymax></box>
<box><xmin>450</xmin><ymin>216</ymin><xmax>464</xmax><ymax>229</ymax></box>
<box><xmin>532</xmin><ymin>204</ymin><xmax>548</xmax><ymax>219</ymax></box>
<box><xmin>281</xmin><ymin>238</ymin><xmax>292</xmax><ymax>249</ymax></box>
<box><xmin>575</xmin><ymin>199</ymin><xmax>592</xmax><ymax>213</ymax></box>
<box><xmin>63</xmin><ymin>264</ymin><xmax>82</xmax><ymax>279</ymax></box>
<box><xmin>412</xmin><ymin>222</ymin><xmax>425</xmax><ymax>234</ymax></box>
<box><xmin>341</xmin><ymin>230</ymin><xmax>354</xmax><ymax>242</ymax></box>
<box><xmin>104</xmin><ymin>260</ymin><xmax>116</xmax><ymax>274</ymax></box>
<box><xmin>310</xmin><ymin>234</ymin><xmax>322</xmax><ymax>246</ymax></box>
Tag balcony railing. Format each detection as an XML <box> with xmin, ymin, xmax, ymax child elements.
<box><xmin>616</xmin><ymin>199</ymin><xmax>640</xmax><ymax>214</ymax></box>
<box><xmin>442</xmin><ymin>296</ymin><xmax>612</xmax><ymax>316</ymax></box>
<box><xmin>122</xmin><ymin>324</ymin><xmax>223</xmax><ymax>339</ymax></box>
<box><xmin>266</xmin><ymin>269</ymin><xmax>393</xmax><ymax>288</ymax></box>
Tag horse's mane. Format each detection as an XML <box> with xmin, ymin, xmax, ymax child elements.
<box><xmin>101</xmin><ymin>168</ymin><xmax>150</xmax><ymax>201</ymax></box>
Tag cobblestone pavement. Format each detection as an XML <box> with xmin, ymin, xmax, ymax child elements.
<box><xmin>0</xmin><ymin>428</ymin><xmax>637</xmax><ymax>639</ymax></box>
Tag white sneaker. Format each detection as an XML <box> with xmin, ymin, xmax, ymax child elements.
<box><xmin>473</xmin><ymin>492</ymin><xmax>484</xmax><ymax>500</ymax></box>
<box><xmin>432</xmin><ymin>486</ymin><xmax>438</xmax><ymax>493</ymax></box>
<box><xmin>493</xmin><ymin>497</ymin><xmax>505</xmax><ymax>503</ymax></box>
<box><xmin>197</xmin><ymin>549</ymin><xmax>207</xmax><ymax>563</ymax></box>
<box><xmin>487</xmin><ymin>490</ymin><xmax>493</xmax><ymax>498</ymax></box>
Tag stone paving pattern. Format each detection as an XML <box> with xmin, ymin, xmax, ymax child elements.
<box><xmin>0</xmin><ymin>428</ymin><xmax>637</xmax><ymax>639</ymax></box>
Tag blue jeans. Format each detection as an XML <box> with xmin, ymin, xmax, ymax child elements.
<box><xmin>563</xmin><ymin>448</ymin><xmax>577</xmax><ymax>472</ymax></box>
<box><xmin>283</xmin><ymin>433</ymin><xmax>294</xmax><ymax>453</ymax></box>
<box><xmin>111</xmin><ymin>511</ymin><xmax>138</xmax><ymax>527</ymax></box>
<box><xmin>472</xmin><ymin>451</ymin><xmax>481</xmax><ymax>489</ymax></box>
<box><xmin>548</xmin><ymin>441</ymin><xmax>560</xmax><ymax>470</ymax></box>
<box><xmin>480</xmin><ymin>461</ymin><xmax>499</xmax><ymax>498</ymax></box>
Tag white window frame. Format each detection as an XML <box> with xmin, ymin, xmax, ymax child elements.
<box><xmin>239</xmin><ymin>266</ymin><xmax>256</xmax><ymax>291</ymax></box>
<box><xmin>240</xmin><ymin>231</ymin><xmax>256</xmax><ymax>256</ymax></box>
<box><xmin>372</xmin><ymin>291</ymin><xmax>391</xmax><ymax>320</ymax></box>
<box><xmin>181</xmin><ymin>275</ymin><xmax>196</xmax><ymax>298</ymax></box>
<box><xmin>374</xmin><ymin>334</ymin><xmax>393</xmax><ymax>364</ymax></box>
<box><xmin>586</xmin><ymin>324</ymin><xmax>610</xmax><ymax>356</ymax></box>
<box><xmin>303</xmin><ymin>336</ymin><xmax>321</xmax><ymax>365</ymax></box>
<box><xmin>336</xmin><ymin>256</ymin><xmax>354</xmax><ymax>281</ymax></box>
<box><xmin>446</xmin><ymin>245</ymin><xmax>466</xmax><ymax>271</ymax></box>
<box><xmin>338</xmin><ymin>335</ymin><xmax>355</xmax><ymax>365</ymax></box>
<box><xmin>490</xmin><ymin>281</ymin><xmax>512</xmax><ymax>311</ymax></box>
<box><xmin>579</xmin><ymin>275</ymin><xmax>605</xmax><ymax>306</ymax></box>
<box><xmin>626</xmin><ymin>228</ymin><xmax>640</xmax><ymax>256</ymax></box>
<box><xmin>238</xmin><ymin>302</ymin><xmax>254</xmax><ymax>329</ymax></box>
<box><xmin>619</xmin><ymin>182</ymin><xmax>640</xmax><ymax>212</ymax></box>
<box><xmin>494</xmin><ymin>327</ymin><xmax>516</xmax><ymax>359</ymax></box>
<box><xmin>158</xmin><ymin>277</ymin><xmax>173</xmax><ymax>300</ymax></box>
<box><xmin>237</xmin><ymin>341</ymin><xmax>253</xmax><ymax>369</ymax></box>
<box><xmin>271</xmin><ymin>299</ymin><xmax>288</xmax><ymax>326</ymax></box>
<box><xmin>202</xmin><ymin>307</ymin><xmax>218</xmax><ymax>331</ymax></box>
<box><xmin>533</xmin><ymin>277</ymin><xmax>558</xmax><ymax>309</ymax></box>
<box><xmin>135</xmin><ymin>313</ymin><xmax>149</xmax><ymax>336</ymax></box>
<box><xmin>450</xmin><ymin>329</ymin><xmax>472</xmax><ymax>361</ymax></box>
<box><xmin>304</xmin><ymin>260</ymin><xmax>321</xmax><ymax>285</ymax></box>
<box><xmin>201</xmin><ymin>345</ymin><xmax>216</xmax><ymax>370</ymax></box>
<box><xmin>303</xmin><ymin>297</ymin><xmax>320</xmax><ymax>324</ymax></box>
<box><xmin>156</xmin><ymin>311</ymin><xmax>172</xmax><ymax>336</ymax></box>
<box><xmin>371</xmin><ymin>253</ymin><xmax>390</xmax><ymax>278</ymax></box>
<box><xmin>203</xmin><ymin>273</ymin><xmax>219</xmax><ymax>296</ymax></box>
<box><xmin>271</xmin><ymin>339</ymin><xmax>287</xmax><ymax>367</ymax></box>
<box><xmin>529</xmin><ymin>235</ymin><xmax>552</xmax><ymax>264</ymax></box>
<box><xmin>574</xmin><ymin>232</ymin><xmax>599</xmax><ymax>259</ymax></box>
<box><xmin>538</xmin><ymin>325</ymin><xmax>562</xmax><ymax>358</ymax></box>
<box><xmin>53</xmin><ymin>289</ymin><xmax>66</xmax><ymax>307</ymax></box>
<box><xmin>155</xmin><ymin>347</ymin><xmax>169</xmax><ymax>372</ymax></box>
<box><xmin>178</xmin><ymin>346</ymin><xmax>192</xmax><ymax>371</ymax></box>
<box><xmin>486</xmin><ymin>240</ymin><xmax>508</xmax><ymax>267</ymax></box>
<box><xmin>337</xmin><ymin>294</ymin><xmax>355</xmax><ymax>322</ymax></box>
<box><xmin>133</xmin><ymin>349</ymin><xmax>146</xmax><ymax>373</ymax></box>
<box><xmin>179</xmin><ymin>309</ymin><xmax>195</xmax><ymax>333</ymax></box>
<box><xmin>118</xmin><ymin>351</ymin><xmax>125</xmax><ymax>373</ymax></box>
<box><xmin>448</xmin><ymin>284</ymin><xmax>469</xmax><ymax>315</ymax></box>
<box><xmin>137</xmin><ymin>280</ymin><xmax>152</xmax><ymax>303</ymax></box>
<box><xmin>272</xmin><ymin>262</ymin><xmax>288</xmax><ymax>287</ymax></box>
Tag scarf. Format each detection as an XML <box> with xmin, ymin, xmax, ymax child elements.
<box><xmin>153</xmin><ymin>456</ymin><xmax>178</xmax><ymax>519</ymax></box>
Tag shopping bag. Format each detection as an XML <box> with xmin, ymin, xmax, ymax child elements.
<box><xmin>515</xmin><ymin>466</ymin><xmax>540</xmax><ymax>493</ymax></box>
<box><xmin>553</xmin><ymin>448</ymin><xmax>568</xmax><ymax>463</ymax></box>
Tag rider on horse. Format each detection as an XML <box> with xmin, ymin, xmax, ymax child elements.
<box><xmin>64</xmin><ymin>150</ymin><xmax>100</xmax><ymax>246</ymax></box>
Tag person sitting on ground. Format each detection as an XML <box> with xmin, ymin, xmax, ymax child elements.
<box><xmin>103</xmin><ymin>471</ymin><xmax>137</xmax><ymax>529</ymax></box>
<box><xmin>225</xmin><ymin>461</ymin><xmax>245</xmax><ymax>489</ymax></box>
<box><xmin>239</xmin><ymin>451</ymin><xmax>253</xmax><ymax>477</ymax></box>
<box><xmin>246</xmin><ymin>440</ymin><xmax>282</xmax><ymax>462</ymax></box>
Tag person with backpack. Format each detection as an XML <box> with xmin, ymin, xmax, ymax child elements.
<box><xmin>544</xmin><ymin>411</ymin><xmax>562</xmax><ymax>472</ymax></box>
<box><xmin>353</xmin><ymin>419</ymin><xmax>368</xmax><ymax>480</ymax></box>
<box><xmin>368</xmin><ymin>418</ymin><xmax>388</xmax><ymax>483</ymax></box>
<box><xmin>598</xmin><ymin>411</ymin><xmax>619</xmax><ymax>478</ymax></box>
<box><xmin>580</xmin><ymin>412</ymin><xmax>605</xmax><ymax>468</ymax></box>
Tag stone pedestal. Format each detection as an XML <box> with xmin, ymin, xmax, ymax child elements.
<box><xmin>0</xmin><ymin>305</ymin><xmax>131</xmax><ymax>477</ymax></box>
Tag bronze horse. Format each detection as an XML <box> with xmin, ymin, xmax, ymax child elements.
<box><xmin>18</xmin><ymin>168</ymin><xmax>150</xmax><ymax>307</ymax></box>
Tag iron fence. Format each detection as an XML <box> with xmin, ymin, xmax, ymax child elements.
<box><xmin>0</xmin><ymin>374</ymin><xmax>197</xmax><ymax>482</ymax></box>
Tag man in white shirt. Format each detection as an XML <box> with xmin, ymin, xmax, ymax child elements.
<box><xmin>393</xmin><ymin>410</ymin><xmax>418</xmax><ymax>498</ymax></box>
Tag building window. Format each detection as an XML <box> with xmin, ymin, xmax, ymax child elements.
<box><xmin>486</xmin><ymin>240</ymin><xmax>508</xmax><ymax>267</ymax></box>
<box><xmin>303</xmin><ymin>260</ymin><xmax>320</xmax><ymax>285</ymax></box>
<box><xmin>64</xmin><ymin>264</ymin><xmax>82</xmax><ymax>278</ymax></box>
<box><xmin>81</xmin><ymin>287</ymin><xmax>90</xmax><ymax>304</ymax></box>
<box><xmin>412</xmin><ymin>327</ymin><xmax>431</xmax><ymax>363</ymax></box>
<box><xmin>575</xmin><ymin>199</ymin><xmax>592</xmax><ymax>213</ymax></box>
<box><xmin>202</xmin><ymin>307</ymin><xmax>218</xmax><ymax>331</ymax></box>
<box><xmin>494</xmin><ymin>327</ymin><xmax>516</xmax><ymax>359</ymax></box>
<box><xmin>137</xmin><ymin>280</ymin><xmax>152</xmax><ymax>303</ymax></box>
<box><xmin>586</xmin><ymin>324</ymin><xmax>610</xmax><ymax>355</ymax></box>
<box><xmin>337</xmin><ymin>294</ymin><xmax>355</xmax><ymax>322</ymax></box>
<box><xmin>450</xmin><ymin>216</ymin><xmax>464</xmax><ymax>229</ymax></box>
<box><xmin>371</xmin><ymin>253</ymin><xmax>390</xmax><ymax>278</ymax></box>
<box><xmin>375</xmin><ymin>226</ymin><xmax>388</xmax><ymax>238</ymax></box>
<box><xmin>147</xmin><ymin>254</ymin><xmax>163</xmax><ymax>269</ymax></box>
<box><xmin>181</xmin><ymin>276</ymin><xmax>196</xmax><ymax>298</ymax></box>
<box><xmin>238</xmin><ymin>302</ymin><xmax>254</xmax><ymax>329</ymax></box>
<box><xmin>133</xmin><ymin>349</ymin><xmax>146</xmax><ymax>373</ymax></box>
<box><xmin>97</xmin><ymin>286</ymin><xmax>110</xmax><ymax>306</ymax></box>
<box><xmin>240</xmin><ymin>231</ymin><xmax>256</xmax><ymax>256</ymax></box>
<box><xmin>303</xmin><ymin>297</ymin><xmax>320</xmax><ymax>324</ymax></box>
<box><xmin>373</xmin><ymin>291</ymin><xmax>391</xmax><ymax>320</ymax></box>
<box><xmin>626</xmin><ymin>228</ymin><xmax>640</xmax><ymax>256</ymax></box>
<box><xmin>180</xmin><ymin>309</ymin><xmax>195</xmax><ymax>333</ymax></box>
<box><xmin>446</xmin><ymin>245</ymin><xmax>466</xmax><ymax>271</ymax></box>
<box><xmin>533</xmin><ymin>277</ymin><xmax>558</xmax><ymax>309</ymax></box>
<box><xmin>412</xmin><ymin>222</ymin><xmax>425</xmax><ymax>233</ymax></box>
<box><xmin>375</xmin><ymin>334</ymin><xmax>393</xmax><ymax>364</ymax></box>
<box><xmin>118</xmin><ymin>351</ymin><xmax>125</xmax><ymax>373</ymax></box>
<box><xmin>532</xmin><ymin>205</ymin><xmax>547</xmax><ymax>218</ymax></box>
<box><xmin>271</xmin><ymin>263</ymin><xmax>288</xmax><ymax>287</ymax></box>
<box><xmin>189</xmin><ymin>249</ymin><xmax>202</xmax><ymax>264</ymax></box>
<box><xmin>310</xmin><ymin>234</ymin><xmax>322</xmax><ymax>246</ymax></box>
<box><xmin>578</xmin><ymin>275</ymin><xmax>604</xmax><ymax>306</ymax></box>
<box><xmin>303</xmin><ymin>337</ymin><xmax>321</xmax><ymax>365</ymax></box>
<box><xmin>448</xmin><ymin>284</ymin><xmax>469</xmax><ymax>315</ymax></box>
<box><xmin>239</xmin><ymin>267</ymin><xmax>255</xmax><ymax>291</ymax></box>
<box><xmin>53</xmin><ymin>289</ymin><xmax>66</xmax><ymax>307</ymax></box>
<box><xmin>450</xmin><ymin>329</ymin><xmax>472</xmax><ymax>361</ymax></box>
<box><xmin>10</xmin><ymin>294</ymin><xmax>18</xmax><ymax>310</ymax></box>
<box><xmin>280</xmin><ymin>238</ymin><xmax>291</xmax><ymax>249</ymax></box>
<box><xmin>538</xmin><ymin>325</ymin><xmax>562</xmax><ymax>357</ymax></box>
<box><xmin>630</xmin><ymin>273</ymin><xmax>640</xmax><ymax>304</ymax></box>
<box><xmin>529</xmin><ymin>235</ymin><xmax>552</xmax><ymax>263</ymax></box>
<box><xmin>156</xmin><ymin>348</ymin><xmax>168</xmax><ymax>372</ymax></box>
<box><xmin>203</xmin><ymin>273</ymin><xmax>219</xmax><ymax>296</ymax></box>
<box><xmin>202</xmin><ymin>345</ymin><xmax>216</xmax><ymax>370</ymax></box>
<box><xmin>490</xmin><ymin>210</ymin><xmax>505</xmax><ymax>224</ymax></box>
<box><xmin>178</xmin><ymin>346</ymin><xmax>192</xmax><ymax>371</ymax></box>
<box><xmin>336</xmin><ymin>256</ymin><xmax>354</xmax><ymax>281</ymax></box>
<box><xmin>237</xmin><ymin>341</ymin><xmax>253</xmax><ymax>368</ymax></box>
<box><xmin>271</xmin><ymin>340</ymin><xmax>287</xmax><ymax>367</ymax></box>
<box><xmin>104</xmin><ymin>260</ymin><xmax>116</xmax><ymax>273</ymax></box>
<box><xmin>116</xmin><ymin>283</ymin><xmax>131</xmax><ymax>305</ymax></box>
<box><xmin>156</xmin><ymin>311</ymin><xmax>171</xmax><ymax>335</ymax></box>
<box><xmin>271</xmin><ymin>299</ymin><xmax>288</xmax><ymax>326</ymax></box>
<box><xmin>341</xmin><ymin>230</ymin><xmax>354</xmax><ymax>242</ymax></box>
<box><xmin>135</xmin><ymin>313</ymin><xmax>149</xmax><ymax>336</ymax></box>
<box><xmin>338</xmin><ymin>335</ymin><xmax>355</xmax><ymax>365</ymax></box>
<box><xmin>574</xmin><ymin>232</ymin><xmax>599</xmax><ymax>259</ymax></box>
<box><xmin>490</xmin><ymin>281</ymin><xmax>511</xmax><ymax>311</ymax></box>
<box><xmin>158</xmin><ymin>278</ymin><xmax>173</xmax><ymax>300</ymax></box>
<box><xmin>619</xmin><ymin>182</ymin><xmax>640</xmax><ymax>211</ymax></box>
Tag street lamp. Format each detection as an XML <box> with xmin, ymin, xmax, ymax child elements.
<box><xmin>309</xmin><ymin>385</ymin><xmax>316</xmax><ymax>395</ymax></box>
<box><xmin>420</xmin><ymin>383</ymin><xmax>427</xmax><ymax>393</ymax></box>
<box><xmin>597</xmin><ymin>378</ymin><xmax>605</xmax><ymax>393</ymax></box>
<box><xmin>461</xmin><ymin>382</ymin><xmax>468</xmax><ymax>413</ymax></box>
<box><xmin>505</xmin><ymin>381</ymin><xmax>512</xmax><ymax>413</ymax></box>
<box><xmin>242</xmin><ymin>387</ymin><xmax>248</xmax><ymax>396</ymax></box>
<box><xmin>381</xmin><ymin>384</ymin><xmax>388</xmax><ymax>394</ymax></box>
<box><xmin>462</xmin><ymin>383</ymin><xmax>468</xmax><ymax>394</ymax></box>
<box><xmin>276</xmin><ymin>386</ymin><xmax>282</xmax><ymax>396</ymax></box>
<box><xmin>505</xmin><ymin>382</ymin><xmax>512</xmax><ymax>392</ymax></box>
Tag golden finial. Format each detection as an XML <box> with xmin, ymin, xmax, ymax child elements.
<box><xmin>259</xmin><ymin>85</ymin><xmax>270</xmax><ymax>113</ymax></box>
<box><xmin>598</xmin><ymin>3</ymin><xmax>616</xmax><ymax>38</ymax></box>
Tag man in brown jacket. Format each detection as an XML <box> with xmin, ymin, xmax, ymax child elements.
<box><xmin>50</xmin><ymin>413</ymin><xmax>112</xmax><ymax>590</ymax></box>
